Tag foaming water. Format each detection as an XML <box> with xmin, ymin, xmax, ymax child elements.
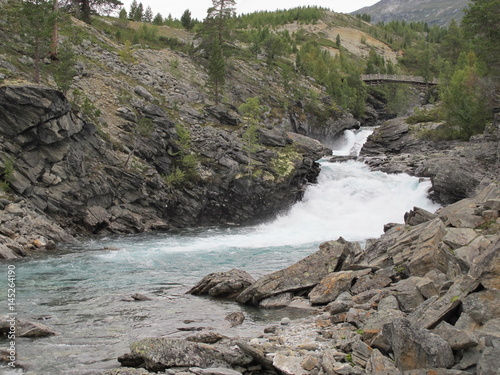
<box><xmin>0</xmin><ymin>128</ymin><xmax>441</xmax><ymax>374</ymax></box>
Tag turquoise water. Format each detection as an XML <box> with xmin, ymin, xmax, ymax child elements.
<box><xmin>0</xmin><ymin>130</ymin><xmax>441</xmax><ymax>374</ymax></box>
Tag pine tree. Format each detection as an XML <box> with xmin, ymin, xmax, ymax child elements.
<box><xmin>153</xmin><ymin>12</ymin><xmax>163</xmax><ymax>25</ymax></box>
<box><xmin>134</xmin><ymin>2</ymin><xmax>144</xmax><ymax>21</ymax></box>
<box><xmin>129</xmin><ymin>0</ymin><xmax>137</xmax><ymax>19</ymax></box>
<box><xmin>181</xmin><ymin>9</ymin><xmax>193</xmax><ymax>30</ymax></box>
<box><xmin>202</xmin><ymin>0</ymin><xmax>237</xmax><ymax>104</ymax></box>
<box><xmin>144</xmin><ymin>5</ymin><xmax>153</xmax><ymax>22</ymax></box>
<box><xmin>208</xmin><ymin>40</ymin><xmax>225</xmax><ymax>105</ymax></box>
<box><xmin>206</xmin><ymin>0</ymin><xmax>236</xmax><ymax>46</ymax></box>
<box><xmin>119</xmin><ymin>7</ymin><xmax>127</xmax><ymax>19</ymax></box>
<box><xmin>5</xmin><ymin>0</ymin><xmax>56</xmax><ymax>83</ymax></box>
<box><xmin>462</xmin><ymin>0</ymin><xmax>500</xmax><ymax>75</ymax></box>
<box><xmin>78</xmin><ymin>0</ymin><xmax>123</xmax><ymax>23</ymax></box>
<box><xmin>440</xmin><ymin>52</ymin><xmax>491</xmax><ymax>139</ymax></box>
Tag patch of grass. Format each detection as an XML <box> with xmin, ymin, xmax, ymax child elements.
<box><xmin>406</xmin><ymin>108</ymin><xmax>441</xmax><ymax>124</ymax></box>
<box><xmin>137</xmin><ymin>117</ymin><xmax>154</xmax><ymax>137</ymax></box>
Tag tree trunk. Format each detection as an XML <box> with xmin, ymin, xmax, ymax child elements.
<box><xmin>81</xmin><ymin>0</ymin><xmax>91</xmax><ymax>24</ymax></box>
<box><xmin>50</xmin><ymin>0</ymin><xmax>59</xmax><ymax>60</ymax></box>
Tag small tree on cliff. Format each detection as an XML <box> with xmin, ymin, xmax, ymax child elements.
<box><xmin>181</xmin><ymin>9</ymin><xmax>194</xmax><ymax>30</ymax></box>
<box><xmin>207</xmin><ymin>40</ymin><xmax>226</xmax><ymax>105</ymax></box>
<box><xmin>201</xmin><ymin>0</ymin><xmax>237</xmax><ymax>104</ymax></box>
<box><xmin>440</xmin><ymin>52</ymin><xmax>492</xmax><ymax>140</ymax></box>
<box><xmin>462</xmin><ymin>0</ymin><xmax>500</xmax><ymax>76</ymax></box>
<box><xmin>4</xmin><ymin>0</ymin><xmax>56</xmax><ymax>83</ymax></box>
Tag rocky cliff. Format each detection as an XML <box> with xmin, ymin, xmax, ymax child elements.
<box><xmin>0</xmin><ymin>84</ymin><xmax>330</xmax><ymax>259</ymax></box>
<box><xmin>353</xmin><ymin>0</ymin><xmax>470</xmax><ymax>26</ymax></box>
<box><xmin>359</xmin><ymin>109</ymin><xmax>500</xmax><ymax>204</ymax></box>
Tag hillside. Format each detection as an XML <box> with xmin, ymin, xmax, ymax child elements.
<box><xmin>353</xmin><ymin>0</ymin><xmax>470</xmax><ymax>26</ymax></box>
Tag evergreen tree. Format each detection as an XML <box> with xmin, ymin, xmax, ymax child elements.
<box><xmin>202</xmin><ymin>0</ymin><xmax>237</xmax><ymax>104</ymax></box>
<box><xmin>440</xmin><ymin>52</ymin><xmax>491</xmax><ymax>139</ymax></box>
<box><xmin>153</xmin><ymin>12</ymin><xmax>163</xmax><ymax>25</ymax></box>
<box><xmin>5</xmin><ymin>0</ymin><xmax>56</xmax><ymax>83</ymax></box>
<box><xmin>461</xmin><ymin>0</ymin><xmax>500</xmax><ymax>75</ymax></box>
<box><xmin>144</xmin><ymin>5</ymin><xmax>153</xmax><ymax>22</ymax></box>
<box><xmin>336</xmin><ymin>34</ymin><xmax>341</xmax><ymax>48</ymax></box>
<box><xmin>119</xmin><ymin>7</ymin><xmax>127</xmax><ymax>19</ymax></box>
<box><xmin>207</xmin><ymin>0</ymin><xmax>236</xmax><ymax>45</ymax></box>
<box><xmin>208</xmin><ymin>40</ymin><xmax>225</xmax><ymax>105</ymax></box>
<box><xmin>129</xmin><ymin>0</ymin><xmax>137</xmax><ymax>19</ymax></box>
<box><xmin>181</xmin><ymin>9</ymin><xmax>193</xmax><ymax>30</ymax></box>
<box><xmin>134</xmin><ymin>2</ymin><xmax>144</xmax><ymax>21</ymax></box>
<box><xmin>78</xmin><ymin>0</ymin><xmax>123</xmax><ymax>23</ymax></box>
<box><xmin>53</xmin><ymin>40</ymin><xmax>76</xmax><ymax>94</ymax></box>
<box><xmin>441</xmin><ymin>19</ymin><xmax>465</xmax><ymax>62</ymax></box>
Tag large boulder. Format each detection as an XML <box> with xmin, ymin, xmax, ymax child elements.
<box><xmin>118</xmin><ymin>338</ymin><xmax>252</xmax><ymax>372</ymax></box>
<box><xmin>236</xmin><ymin>238</ymin><xmax>361</xmax><ymax>306</ymax></box>
<box><xmin>382</xmin><ymin>318</ymin><xmax>455</xmax><ymax>371</ymax></box>
<box><xmin>187</xmin><ymin>269</ymin><xmax>255</xmax><ymax>299</ymax></box>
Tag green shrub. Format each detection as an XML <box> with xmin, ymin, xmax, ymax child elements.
<box><xmin>163</xmin><ymin>167</ymin><xmax>186</xmax><ymax>187</ymax></box>
<box><xmin>137</xmin><ymin>117</ymin><xmax>154</xmax><ymax>137</ymax></box>
<box><xmin>406</xmin><ymin>108</ymin><xmax>441</xmax><ymax>124</ymax></box>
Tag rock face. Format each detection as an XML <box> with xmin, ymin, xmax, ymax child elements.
<box><xmin>360</xmin><ymin>113</ymin><xmax>500</xmax><ymax>204</ymax></box>
<box><xmin>187</xmin><ymin>269</ymin><xmax>255</xmax><ymax>299</ymax></box>
<box><xmin>0</xmin><ymin>85</ymin><xmax>330</xmax><ymax>257</ymax></box>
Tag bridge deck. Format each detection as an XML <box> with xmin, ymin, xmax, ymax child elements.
<box><xmin>361</xmin><ymin>74</ymin><xmax>439</xmax><ymax>86</ymax></box>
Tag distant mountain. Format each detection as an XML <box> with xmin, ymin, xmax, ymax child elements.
<box><xmin>352</xmin><ymin>0</ymin><xmax>470</xmax><ymax>26</ymax></box>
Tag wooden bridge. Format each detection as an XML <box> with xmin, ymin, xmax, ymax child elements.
<box><xmin>361</xmin><ymin>74</ymin><xmax>439</xmax><ymax>86</ymax></box>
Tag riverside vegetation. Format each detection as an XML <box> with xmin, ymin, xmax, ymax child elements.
<box><xmin>0</xmin><ymin>0</ymin><xmax>499</xmax><ymax>374</ymax></box>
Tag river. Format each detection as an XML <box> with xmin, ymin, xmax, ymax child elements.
<box><xmin>0</xmin><ymin>129</ymin><xmax>441</xmax><ymax>374</ymax></box>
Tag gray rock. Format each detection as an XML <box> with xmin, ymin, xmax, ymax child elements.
<box><xmin>273</xmin><ymin>353</ymin><xmax>310</xmax><ymax>375</ymax></box>
<box><xmin>192</xmin><ymin>368</ymin><xmax>243</xmax><ymax>375</ymax></box>
<box><xmin>477</xmin><ymin>346</ymin><xmax>500</xmax><ymax>375</ymax></box>
<box><xmin>259</xmin><ymin>292</ymin><xmax>294</xmax><ymax>309</ymax></box>
<box><xmin>225</xmin><ymin>312</ymin><xmax>245</xmax><ymax>327</ymax></box>
<box><xmin>382</xmin><ymin>318</ymin><xmax>454</xmax><ymax>371</ymax></box>
<box><xmin>352</xmin><ymin>341</ymin><xmax>373</xmax><ymax>368</ymax></box>
<box><xmin>461</xmin><ymin>290</ymin><xmax>500</xmax><ymax>325</ymax></box>
<box><xmin>442</xmin><ymin>228</ymin><xmax>478</xmax><ymax>250</ymax></box>
<box><xmin>120</xmin><ymin>338</ymin><xmax>252</xmax><ymax>372</ymax></box>
<box><xmin>391</xmin><ymin>278</ymin><xmax>426</xmax><ymax>313</ymax></box>
<box><xmin>134</xmin><ymin>85</ymin><xmax>155</xmax><ymax>102</ymax></box>
<box><xmin>188</xmin><ymin>269</ymin><xmax>255</xmax><ymax>299</ymax></box>
<box><xmin>102</xmin><ymin>369</ymin><xmax>151</xmax><ymax>375</ymax></box>
<box><xmin>309</xmin><ymin>270</ymin><xmax>367</xmax><ymax>305</ymax></box>
<box><xmin>433</xmin><ymin>321</ymin><xmax>478</xmax><ymax>350</ymax></box>
<box><xmin>0</xmin><ymin>317</ymin><xmax>57</xmax><ymax>338</ymax></box>
<box><xmin>378</xmin><ymin>295</ymin><xmax>400</xmax><ymax>311</ymax></box>
<box><xmin>404</xmin><ymin>206</ymin><xmax>438</xmax><ymax>226</ymax></box>
<box><xmin>366</xmin><ymin>349</ymin><xmax>401</xmax><ymax>374</ymax></box>
<box><xmin>186</xmin><ymin>331</ymin><xmax>224</xmax><ymax>344</ymax></box>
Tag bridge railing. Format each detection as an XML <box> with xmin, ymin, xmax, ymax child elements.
<box><xmin>361</xmin><ymin>74</ymin><xmax>439</xmax><ymax>85</ymax></box>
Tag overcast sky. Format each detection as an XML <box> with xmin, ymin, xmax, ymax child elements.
<box><xmin>120</xmin><ymin>0</ymin><xmax>380</xmax><ymax>21</ymax></box>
